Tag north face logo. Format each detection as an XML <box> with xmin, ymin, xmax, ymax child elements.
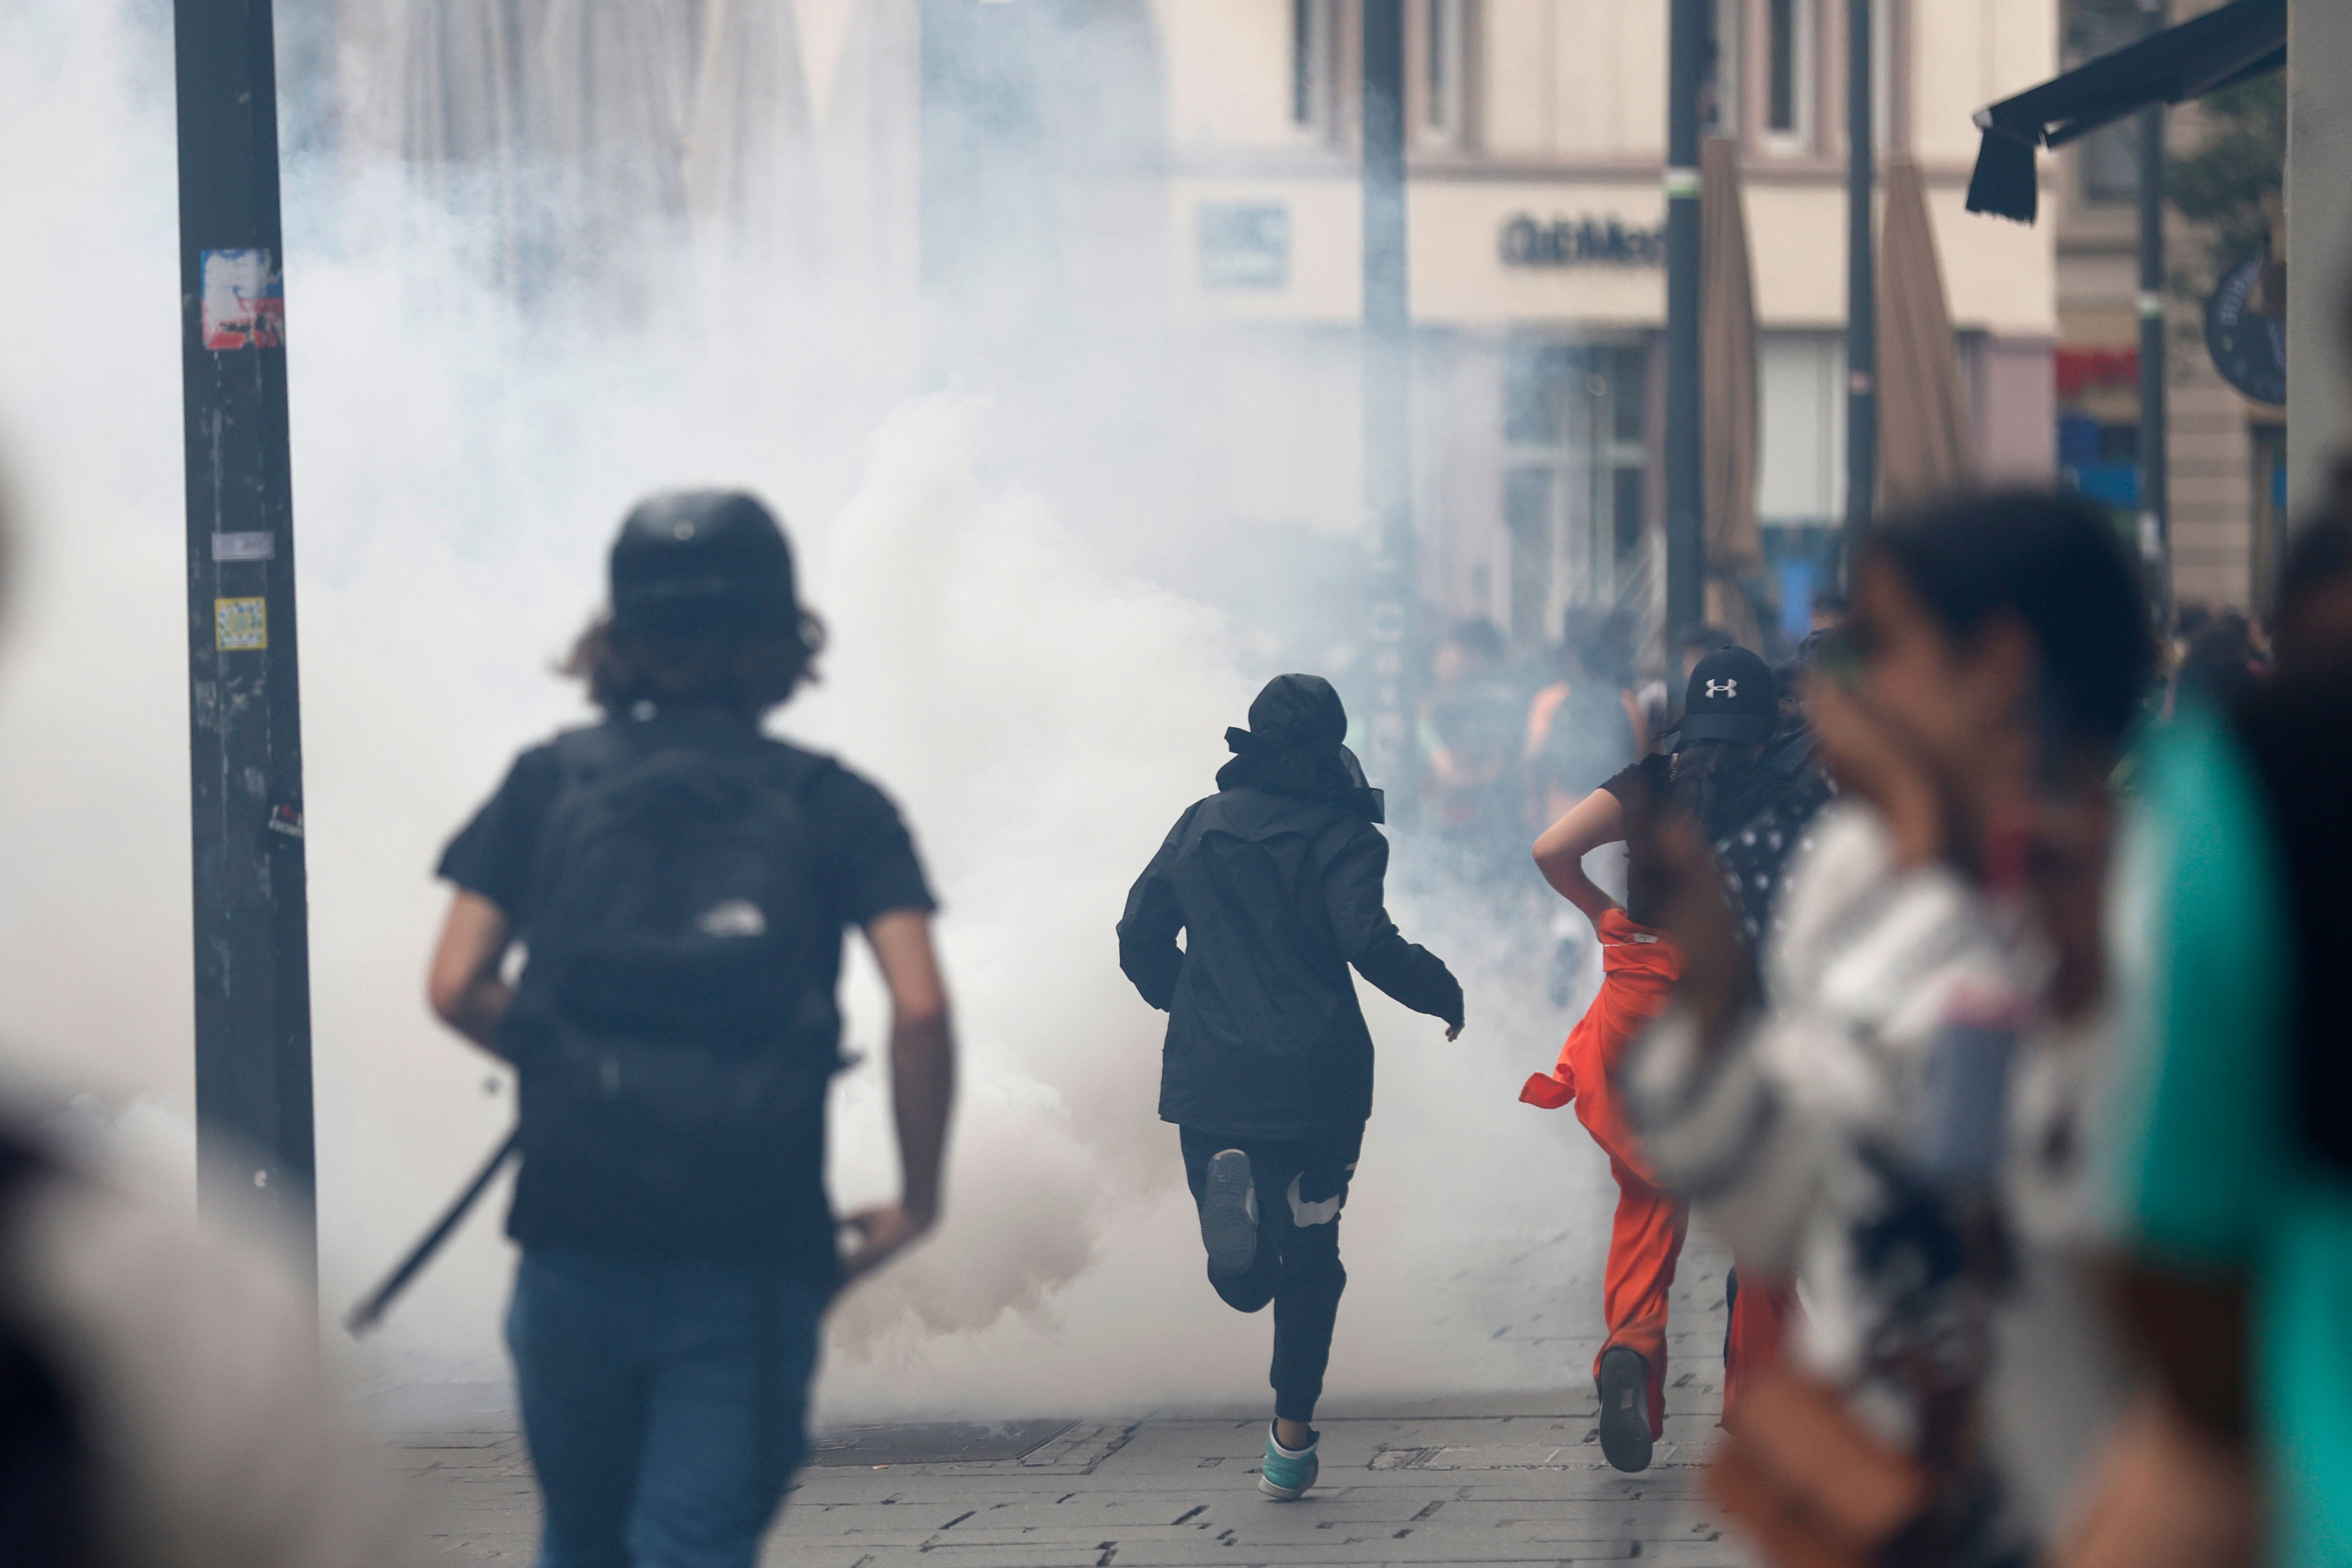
<box><xmin>1705</xmin><ymin>678</ymin><xmax>1738</xmax><ymax>699</ymax></box>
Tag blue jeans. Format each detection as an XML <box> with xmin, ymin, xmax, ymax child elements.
<box><xmin>506</xmin><ymin>1249</ymin><xmax>825</xmax><ymax>1568</ymax></box>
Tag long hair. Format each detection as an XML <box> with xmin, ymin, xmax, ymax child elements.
<box><xmin>562</xmin><ymin>609</ymin><xmax>826</xmax><ymax>720</ymax></box>
<box><xmin>1667</xmin><ymin>739</ymin><xmax>1768</xmax><ymax>831</ymax></box>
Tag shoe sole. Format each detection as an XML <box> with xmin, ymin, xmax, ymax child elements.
<box><xmin>1201</xmin><ymin>1150</ymin><xmax>1259</xmax><ymax>1275</ymax></box>
<box><xmin>1596</xmin><ymin>1346</ymin><xmax>1654</xmax><ymax>1474</ymax></box>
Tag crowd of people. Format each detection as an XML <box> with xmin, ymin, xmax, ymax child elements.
<box><xmin>0</xmin><ymin>468</ymin><xmax>2345</xmax><ymax>1568</ymax></box>
<box><xmin>1124</xmin><ymin>480</ymin><xmax>2352</xmax><ymax>1568</ymax></box>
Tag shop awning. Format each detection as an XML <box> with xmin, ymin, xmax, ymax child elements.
<box><xmin>1965</xmin><ymin>0</ymin><xmax>2283</xmax><ymax>223</ymax></box>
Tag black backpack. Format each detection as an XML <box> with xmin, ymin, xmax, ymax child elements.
<box><xmin>502</xmin><ymin>723</ymin><xmax>846</xmax><ymax>1243</ymax></box>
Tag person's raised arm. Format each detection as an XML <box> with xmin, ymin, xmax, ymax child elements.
<box><xmin>426</xmin><ymin>890</ymin><xmax>516</xmax><ymax>1055</ymax></box>
<box><xmin>1532</xmin><ymin>787</ymin><xmax>1628</xmax><ymax>926</ymax></box>
<box><xmin>839</xmin><ymin>908</ymin><xmax>956</xmax><ymax>1282</ymax></box>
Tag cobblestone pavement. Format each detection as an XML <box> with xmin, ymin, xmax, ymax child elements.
<box><xmin>383</xmin><ymin>1237</ymin><xmax>1757</xmax><ymax>1568</ymax></box>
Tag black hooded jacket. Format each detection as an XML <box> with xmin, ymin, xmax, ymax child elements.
<box><xmin>1118</xmin><ymin>676</ymin><xmax>1464</xmax><ymax>1140</ymax></box>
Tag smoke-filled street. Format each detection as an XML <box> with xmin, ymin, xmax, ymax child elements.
<box><xmin>2</xmin><ymin>2</ymin><xmax>2346</xmax><ymax>1568</ymax></box>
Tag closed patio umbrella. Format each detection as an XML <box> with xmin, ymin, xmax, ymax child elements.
<box><xmin>1876</xmin><ymin>158</ymin><xmax>1973</xmax><ymax>510</ymax></box>
<box><xmin>1700</xmin><ymin>135</ymin><xmax>1765</xmax><ymax>648</ymax></box>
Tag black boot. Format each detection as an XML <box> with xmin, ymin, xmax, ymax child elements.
<box><xmin>1596</xmin><ymin>1345</ymin><xmax>1654</xmax><ymax>1473</ymax></box>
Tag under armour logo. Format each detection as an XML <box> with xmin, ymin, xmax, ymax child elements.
<box><xmin>1705</xmin><ymin>678</ymin><xmax>1737</xmax><ymax>699</ymax></box>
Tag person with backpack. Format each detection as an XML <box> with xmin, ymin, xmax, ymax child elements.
<box><xmin>1520</xmin><ymin>646</ymin><xmax>1807</xmax><ymax>1473</ymax></box>
<box><xmin>1117</xmin><ymin>674</ymin><xmax>1463</xmax><ymax>1503</ymax></box>
<box><xmin>426</xmin><ymin>491</ymin><xmax>954</xmax><ymax>1568</ymax></box>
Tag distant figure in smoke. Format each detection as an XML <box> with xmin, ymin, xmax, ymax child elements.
<box><xmin>1524</xmin><ymin>608</ymin><xmax>1646</xmax><ymax>1006</ymax></box>
<box><xmin>1118</xmin><ymin>675</ymin><xmax>1465</xmax><ymax>1501</ymax></box>
<box><xmin>1421</xmin><ymin>617</ymin><xmax>1529</xmax><ymax>891</ymax></box>
<box><xmin>426</xmin><ymin>492</ymin><xmax>956</xmax><ymax>1568</ymax></box>
<box><xmin>1521</xmin><ymin>648</ymin><xmax>1805</xmax><ymax>1473</ymax></box>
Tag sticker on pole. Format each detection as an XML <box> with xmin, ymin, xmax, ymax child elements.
<box><xmin>215</xmin><ymin>596</ymin><xmax>268</xmax><ymax>651</ymax></box>
<box><xmin>200</xmin><ymin>249</ymin><xmax>285</xmax><ymax>350</ymax></box>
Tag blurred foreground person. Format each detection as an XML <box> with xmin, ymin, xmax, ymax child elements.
<box><xmin>1624</xmin><ymin>492</ymin><xmax>2154</xmax><ymax>1564</ymax></box>
<box><xmin>2102</xmin><ymin>493</ymin><xmax>2352</xmax><ymax>1568</ymax></box>
<box><xmin>1521</xmin><ymin>648</ymin><xmax>1809</xmax><ymax>1472</ymax></box>
<box><xmin>0</xmin><ymin>1116</ymin><xmax>390</xmax><ymax>1568</ymax></box>
<box><xmin>426</xmin><ymin>492</ymin><xmax>954</xmax><ymax>1568</ymax></box>
<box><xmin>1118</xmin><ymin>675</ymin><xmax>1464</xmax><ymax>1501</ymax></box>
<box><xmin>0</xmin><ymin>490</ymin><xmax>384</xmax><ymax>1564</ymax></box>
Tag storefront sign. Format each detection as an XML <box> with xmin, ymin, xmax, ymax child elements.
<box><xmin>1500</xmin><ymin>214</ymin><xmax>1665</xmax><ymax>268</ymax></box>
<box><xmin>1198</xmin><ymin>203</ymin><xmax>1290</xmax><ymax>290</ymax></box>
<box><xmin>2205</xmin><ymin>254</ymin><xmax>2285</xmax><ymax>407</ymax></box>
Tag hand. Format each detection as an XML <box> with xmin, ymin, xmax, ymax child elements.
<box><xmin>1445</xmin><ymin>1020</ymin><xmax>1464</xmax><ymax>1041</ymax></box>
<box><xmin>1804</xmin><ymin>674</ymin><xmax>1944</xmax><ymax>868</ymax></box>
<box><xmin>838</xmin><ymin>1202</ymin><xmax>936</xmax><ymax>1282</ymax></box>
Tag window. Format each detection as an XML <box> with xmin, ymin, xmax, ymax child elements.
<box><xmin>2068</xmin><ymin>0</ymin><xmax>2144</xmax><ymax>203</ymax></box>
<box><xmin>1766</xmin><ymin>0</ymin><xmax>1801</xmax><ymax>133</ymax></box>
<box><xmin>1425</xmin><ymin>0</ymin><xmax>1466</xmax><ymax>140</ymax></box>
<box><xmin>1292</xmin><ymin>0</ymin><xmax>1338</xmax><ymax>131</ymax></box>
<box><xmin>1502</xmin><ymin>341</ymin><xmax>1652</xmax><ymax>643</ymax></box>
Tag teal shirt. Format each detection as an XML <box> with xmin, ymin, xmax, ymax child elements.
<box><xmin>2112</xmin><ymin>702</ymin><xmax>2352</xmax><ymax>1568</ymax></box>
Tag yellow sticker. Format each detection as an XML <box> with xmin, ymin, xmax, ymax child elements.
<box><xmin>215</xmin><ymin>596</ymin><xmax>267</xmax><ymax>651</ymax></box>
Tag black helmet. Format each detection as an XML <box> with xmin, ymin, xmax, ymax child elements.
<box><xmin>608</xmin><ymin>490</ymin><xmax>801</xmax><ymax>637</ymax></box>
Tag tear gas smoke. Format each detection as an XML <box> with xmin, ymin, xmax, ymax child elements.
<box><xmin>0</xmin><ymin>0</ymin><xmax>1626</xmax><ymax>1424</ymax></box>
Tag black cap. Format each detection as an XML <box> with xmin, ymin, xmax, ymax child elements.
<box><xmin>608</xmin><ymin>491</ymin><xmax>800</xmax><ymax>637</ymax></box>
<box><xmin>1679</xmin><ymin>646</ymin><xmax>1778</xmax><ymax>746</ymax></box>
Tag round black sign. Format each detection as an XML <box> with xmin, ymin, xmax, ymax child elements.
<box><xmin>2205</xmin><ymin>255</ymin><xmax>2286</xmax><ymax>407</ymax></box>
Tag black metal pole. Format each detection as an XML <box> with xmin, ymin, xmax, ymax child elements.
<box><xmin>1362</xmin><ymin>0</ymin><xmax>1416</xmax><ymax>802</ymax></box>
<box><xmin>1664</xmin><ymin>0</ymin><xmax>1705</xmax><ymax>646</ymax></box>
<box><xmin>173</xmin><ymin>0</ymin><xmax>318</xmax><ymax>1286</ymax></box>
<box><xmin>2136</xmin><ymin>0</ymin><xmax>2171</xmax><ymax>621</ymax></box>
<box><xmin>1843</xmin><ymin>0</ymin><xmax>1877</xmax><ymax>573</ymax></box>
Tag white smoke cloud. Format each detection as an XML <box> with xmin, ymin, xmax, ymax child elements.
<box><xmin>0</xmin><ymin>0</ymin><xmax>1624</xmax><ymax>1426</ymax></box>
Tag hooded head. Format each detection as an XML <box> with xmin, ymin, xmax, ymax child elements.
<box><xmin>1215</xmin><ymin>674</ymin><xmax>1384</xmax><ymax>820</ymax></box>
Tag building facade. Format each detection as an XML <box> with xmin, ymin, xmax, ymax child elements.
<box><xmin>2051</xmin><ymin>0</ymin><xmax>2286</xmax><ymax>615</ymax></box>
<box><xmin>1159</xmin><ymin>0</ymin><xmax>2061</xmax><ymax>650</ymax></box>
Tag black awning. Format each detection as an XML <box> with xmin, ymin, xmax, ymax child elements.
<box><xmin>1965</xmin><ymin>0</ymin><xmax>2283</xmax><ymax>223</ymax></box>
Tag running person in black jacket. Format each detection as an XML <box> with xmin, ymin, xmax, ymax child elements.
<box><xmin>1118</xmin><ymin>675</ymin><xmax>1464</xmax><ymax>1501</ymax></box>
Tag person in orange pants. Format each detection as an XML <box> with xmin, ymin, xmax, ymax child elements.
<box><xmin>1524</xmin><ymin>649</ymin><xmax>1803</xmax><ymax>1472</ymax></box>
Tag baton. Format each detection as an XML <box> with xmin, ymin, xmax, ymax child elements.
<box><xmin>344</xmin><ymin>1127</ymin><xmax>521</xmax><ymax>1338</ymax></box>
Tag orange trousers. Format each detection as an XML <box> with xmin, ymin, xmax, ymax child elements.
<box><xmin>1522</xmin><ymin>907</ymin><xmax>1792</xmax><ymax>1436</ymax></box>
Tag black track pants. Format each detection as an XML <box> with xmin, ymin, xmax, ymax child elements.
<box><xmin>1178</xmin><ymin>1125</ymin><xmax>1360</xmax><ymax>1424</ymax></box>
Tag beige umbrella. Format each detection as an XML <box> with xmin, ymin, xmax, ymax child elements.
<box><xmin>1877</xmin><ymin>158</ymin><xmax>1975</xmax><ymax>508</ymax></box>
<box><xmin>1700</xmin><ymin>136</ymin><xmax>1766</xmax><ymax>649</ymax></box>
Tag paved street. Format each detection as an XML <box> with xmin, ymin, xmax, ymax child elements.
<box><xmin>382</xmin><ymin>1237</ymin><xmax>1756</xmax><ymax>1568</ymax></box>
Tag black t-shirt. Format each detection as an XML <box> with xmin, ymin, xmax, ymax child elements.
<box><xmin>437</xmin><ymin>717</ymin><xmax>935</xmax><ymax>1277</ymax></box>
<box><xmin>1600</xmin><ymin>752</ymin><xmax>1809</xmax><ymax>931</ymax></box>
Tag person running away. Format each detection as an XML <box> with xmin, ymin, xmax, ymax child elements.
<box><xmin>426</xmin><ymin>492</ymin><xmax>955</xmax><ymax>1568</ymax></box>
<box><xmin>1521</xmin><ymin>647</ymin><xmax>1806</xmax><ymax>1474</ymax></box>
<box><xmin>1118</xmin><ymin>675</ymin><xmax>1464</xmax><ymax>1502</ymax></box>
